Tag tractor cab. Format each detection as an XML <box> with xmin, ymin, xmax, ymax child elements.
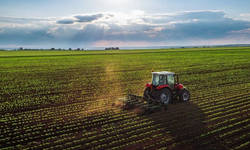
<box><xmin>150</xmin><ymin>71</ymin><xmax>183</xmax><ymax>92</ymax></box>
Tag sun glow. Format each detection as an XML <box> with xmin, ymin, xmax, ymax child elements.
<box><xmin>106</xmin><ymin>0</ymin><xmax>127</xmax><ymax>5</ymax></box>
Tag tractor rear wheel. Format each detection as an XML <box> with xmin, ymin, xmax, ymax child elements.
<box><xmin>179</xmin><ymin>89</ymin><xmax>190</xmax><ymax>102</ymax></box>
<box><xmin>156</xmin><ymin>88</ymin><xmax>172</xmax><ymax>104</ymax></box>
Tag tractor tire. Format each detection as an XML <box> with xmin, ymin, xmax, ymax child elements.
<box><xmin>143</xmin><ymin>87</ymin><xmax>151</xmax><ymax>98</ymax></box>
<box><xmin>179</xmin><ymin>89</ymin><xmax>190</xmax><ymax>102</ymax></box>
<box><xmin>156</xmin><ymin>88</ymin><xmax>172</xmax><ymax>104</ymax></box>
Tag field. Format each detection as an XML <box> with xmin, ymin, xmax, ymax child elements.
<box><xmin>1</xmin><ymin>47</ymin><xmax>250</xmax><ymax>150</ymax></box>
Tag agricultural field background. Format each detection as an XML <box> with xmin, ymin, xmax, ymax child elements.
<box><xmin>1</xmin><ymin>47</ymin><xmax>250</xmax><ymax>149</ymax></box>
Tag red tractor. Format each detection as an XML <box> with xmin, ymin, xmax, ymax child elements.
<box><xmin>115</xmin><ymin>70</ymin><xmax>190</xmax><ymax>114</ymax></box>
<box><xmin>143</xmin><ymin>70</ymin><xmax>190</xmax><ymax>104</ymax></box>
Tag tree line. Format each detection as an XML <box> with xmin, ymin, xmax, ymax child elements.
<box><xmin>105</xmin><ymin>47</ymin><xmax>119</xmax><ymax>50</ymax></box>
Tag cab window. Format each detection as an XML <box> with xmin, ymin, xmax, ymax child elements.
<box><xmin>167</xmin><ymin>75</ymin><xmax>175</xmax><ymax>89</ymax></box>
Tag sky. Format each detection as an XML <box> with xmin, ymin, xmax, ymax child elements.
<box><xmin>0</xmin><ymin>0</ymin><xmax>250</xmax><ymax>49</ymax></box>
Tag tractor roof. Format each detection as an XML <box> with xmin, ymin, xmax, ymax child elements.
<box><xmin>151</xmin><ymin>71</ymin><xmax>175</xmax><ymax>76</ymax></box>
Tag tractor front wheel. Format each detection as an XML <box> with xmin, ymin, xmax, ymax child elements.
<box><xmin>179</xmin><ymin>89</ymin><xmax>190</xmax><ymax>102</ymax></box>
<box><xmin>143</xmin><ymin>87</ymin><xmax>151</xmax><ymax>99</ymax></box>
<box><xmin>156</xmin><ymin>88</ymin><xmax>172</xmax><ymax>104</ymax></box>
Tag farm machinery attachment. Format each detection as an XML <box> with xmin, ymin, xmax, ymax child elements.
<box><xmin>113</xmin><ymin>70</ymin><xmax>190</xmax><ymax>115</ymax></box>
<box><xmin>113</xmin><ymin>92</ymin><xmax>168</xmax><ymax>115</ymax></box>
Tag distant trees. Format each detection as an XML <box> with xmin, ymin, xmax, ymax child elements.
<box><xmin>0</xmin><ymin>47</ymin><xmax>86</xmax><ymax>51</ymax></box>
<box><xmin>68</xmin><ymin>48</ymin><xmax>84</xmax><ymax>50</ymax></box>
<box><xmin>193</xmin><ymin>46</ymin><xmax>210</xmax><ymax>48</ymax></box>
<box><xmin>47</xmin><ymin>48</ymin><xmax>85</xmax><ymax>50</ymax></box>
<box><xmin>105</xmin><ymin>47</ymin><xmax>119</xmax><ymax>50</ymax></box>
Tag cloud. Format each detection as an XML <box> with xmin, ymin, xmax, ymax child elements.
<box><xmin>139</xmin><ymin>10</ymin><xmax>227</xmax><ymax>25</ymax></box>
<box><xmin>240</xmin><ymin>13</ymin><xmax>250</xmax><ymax>17</ymax></box>
<box><xmin>175</xmin><ymin>10</ymin><xmax>227</xmax><ymax>21</ymax></box>
<box><xmin>229</xmin><ymin>28</ymin><xmax>250</xmax><ymax>34</ymax></box>
<box><xmin>0</xmin><ymin>16</ymin><xmax>52</xmax><ymax>27</ymax></box>
<box><xmin>56</xmin><ymin>18</ymin><xmax>75</xmax><ymax>24</ymax></box>
<box><xmin>0</xmin><ymin>10</ymin><xmax>250</xmax><ymax>47</ymax></box>
<box><xmin>75</xmin><ymin>13</ymin><xmax>104</xmax><ymax>22</ymax></box>
<box><xmin>56</xmin><ymin>13</ymin><xmax>107</xmax><ymax>24</ymax></box>
<box><xmin>0</xmin><ymin>26</ymin><xmax>54</xmax><ymax>46</ymax></box>
<box><xmin>0</xmin><ymin>16</ymin><xmax>49</xmax><ymax>23</ymax></box>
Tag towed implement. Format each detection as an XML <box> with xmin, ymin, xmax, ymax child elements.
<box><xmin>113</xmin><ymin>70</ymin><xmax>190</xmax><ymax>114</ymax></box>
<box><xmin>114</xmin><ymin>92</ymin><xmax>168</xmax><ymax>115</ymax></box>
